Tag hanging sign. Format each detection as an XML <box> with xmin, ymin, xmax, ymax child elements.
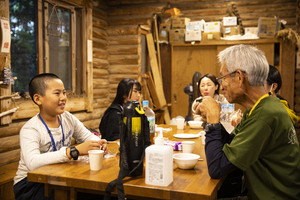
<box><xmin>1</xmin><ymin>19</ymin><xmax>11</xmax><ymax>53</ymax></box>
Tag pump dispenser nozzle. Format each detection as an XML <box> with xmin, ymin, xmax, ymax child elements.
<box><xmin>155</xmin><ymin>129</ymin><xmax>164</xmax><ymax>145</ymax></box>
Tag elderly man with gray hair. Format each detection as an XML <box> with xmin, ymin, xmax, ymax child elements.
<box><xmin>194</xmin><ymin>44</ymin><xmax>300</xmax><ymax>199</ymax></box>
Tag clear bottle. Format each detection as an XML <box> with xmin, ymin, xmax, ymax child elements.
<box><xmin>145</xmin><ymin>130</ymin><xmax>173</xmax><ymax>186</ymax></box>
<box><xmin>142</xmin><ymin>100</ymin><xmax>155</xmax><ymax>134</ymax></box>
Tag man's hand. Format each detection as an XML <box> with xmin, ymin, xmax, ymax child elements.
<box><xmin>195</xmin><ymin>96</ymin><xmax>221</xmax><ymax>124</ymax></box>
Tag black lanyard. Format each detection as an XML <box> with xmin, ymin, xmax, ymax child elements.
<box><xmin>38</xmin><ymin>113</ymin><xmax>65</xmax><ymax>151</ymax></box>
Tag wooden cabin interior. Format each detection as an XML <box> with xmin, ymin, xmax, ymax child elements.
<box><xmin>0</xmin><ymin>0</ymin><xmax>300</xmax><ymax>199</ymax></box>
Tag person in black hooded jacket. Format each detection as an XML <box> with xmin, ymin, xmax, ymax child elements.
<box><xmin>99</xmin><ymin>78</ymin><xmax>142</xmax><ymax>141</ymax></box>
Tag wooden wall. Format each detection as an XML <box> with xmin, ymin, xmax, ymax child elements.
<box><xmin>103</xmin><ymin>0</ymin><xmax>299</xmax><ymax>125</ymax></box>
<box><xmin>0</xmin><ymin>0</ymin><xmax>299</xmax><ymax>167</ymax></box>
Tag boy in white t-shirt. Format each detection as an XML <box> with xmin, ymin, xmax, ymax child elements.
<box><xmin>14</xmin><ymin>73</ymin><xmax>108</xmax><ymax>200</ymax></box>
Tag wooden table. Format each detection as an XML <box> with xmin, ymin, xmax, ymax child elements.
<box><xmin>28</xmin><ymin>125</ymin><xmax>224</xmax><ymax>200</ymax></box>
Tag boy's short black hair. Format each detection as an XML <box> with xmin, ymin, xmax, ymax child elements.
<box><xmin>29</xmin><ymin>73</ymin><xmax>60</xmax><ymax>104</ymax></box>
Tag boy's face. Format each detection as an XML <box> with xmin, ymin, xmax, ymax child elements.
<box><xmin>35</xmin><ymin>78</ymin><xmax>67</xmax><ymax>117</ymax></box>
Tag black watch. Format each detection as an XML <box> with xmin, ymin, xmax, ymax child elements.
<box><xmin>70</xmin><ymin>146</ymin><xmax>79</xmax><ymax>160</ymax></box>
<box><xmin>204</xmin><ymin>123</ymin><xmax>222</xmax><ymax>132</ymax></box>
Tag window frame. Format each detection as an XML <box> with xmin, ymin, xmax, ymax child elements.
<box><xmin>5</xmin><ymin>0</ymin><xmax>93</xmax><ymax>124</ymax></box>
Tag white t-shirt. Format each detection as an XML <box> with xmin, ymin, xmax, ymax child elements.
<box><xmin>14</xmin><ymin>111</ymin><xmax>100</xmax><ymax>185</ymax></box>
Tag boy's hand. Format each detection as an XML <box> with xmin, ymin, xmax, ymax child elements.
<box><xmin>76</xmin><ymin>139</ymin><xmax>108</xmax><ymax>155</ymax></box>
<box><xmin>98</xmin><ymin>139</ymin><xmax>108</xmax><ymax>154</ymax></box>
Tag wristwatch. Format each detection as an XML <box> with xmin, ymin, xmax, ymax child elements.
<box><xmin>204</xmin><ymin>123</ymin><xmax>222</xmax><ymax>132</ymax></box>
<box><xmin>70</xmin><ymin>146</ymin><xmax>79</xmax><ymax>160</ymax></box>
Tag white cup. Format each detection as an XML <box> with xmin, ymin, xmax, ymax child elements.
<box><xmin>201</xmin><ymin>131</ymin><xmax>206</xmax><ymax>145</ymax></box>
<box><xmin>176</xmin><ymin>118</ymin><xmax>185</xmax><ymax>130</ymax></box>
<box><xmin>88</xmin><ymin>150</ymin><xmax>104</xmax><ymax>171</ymax></box>
<box><xmin>181</xmin><ymin>141</ymin><xmax>195</xmax><ymax>153</ymax></box>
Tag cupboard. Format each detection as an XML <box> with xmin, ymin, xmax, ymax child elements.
<box><xmin>170</xmin><ymin>39</ymin><xmax>295</xmax><ymax>118</ymax></box>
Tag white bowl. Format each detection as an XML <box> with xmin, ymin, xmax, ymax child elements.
<box><xmin>188</xmin><ymin>121</ymin><xmax>203</xmax><ymax>129</ymax></box>
<box><xmin>173</xmin><ymin>153</ymin><xmax>200</xmax><ymax>169</ymax></box>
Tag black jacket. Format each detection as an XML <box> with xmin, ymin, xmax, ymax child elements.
<box><xmin>99</xmin><ymin>103</ymin><xmax>123</xmax><ymax>141</ymax></box>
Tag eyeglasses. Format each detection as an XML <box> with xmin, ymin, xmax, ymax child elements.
<box><xmin>217</xmin><ymin>71</ymin><xmax>238</xmax><ymax>85</ymax></box>
<box><xmin>217</xmin><ymin>70</ymin><xmax>246</xmax><ymax>85</ymax></box>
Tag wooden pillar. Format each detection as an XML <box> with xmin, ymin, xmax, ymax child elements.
<box><xmin>0</xmin><ymin>0</ymin><xmax>12</xmax><ymax>125</ymax></box>
<box><xmin>280</xmin><ymin>39</ymin><xmax>296</xmax><ymax>109</ymax></box>
<box><xmin>297</xmin><ymin>0</ymin><xmax>300</xmax><ymax>34</ymax></box>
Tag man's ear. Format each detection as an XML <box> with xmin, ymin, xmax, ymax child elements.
<box><xmin>33</xmin><ymin>94</ymin><xmax>42</xmax><ymax>106</ymax></box>
<box><xmin>236</xmin><ymin>70</ymin><xmax>246</xmax><ymax>86</ymax></box>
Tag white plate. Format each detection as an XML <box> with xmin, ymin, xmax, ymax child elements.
<box><xmin>173</xmin><ymin>133</ymin><xmax>201</xmax><ymax>139</ymax></box>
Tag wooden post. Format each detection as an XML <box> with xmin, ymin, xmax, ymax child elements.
<box><xmin>153</xmin><ymin>14</ymin><xmax>162</xmax><ymax>77</ymax></box>
<box><xmin>0</xmin><ymin>0</ymin><xmax>12</xmax><ymax>125</ymax></box>
<box><xmin>146</xmin><ymin>33</ymin><xmax>170</xmax><ymax>124</ymax></box>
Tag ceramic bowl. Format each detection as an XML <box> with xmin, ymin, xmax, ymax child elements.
<box><xmin>188</xmin><ymin>121</ymin><xmax>203</xmax><ymax>129</ymax></box>
<box><xmin>173</xmin><ymin>153</ymin><xmax>200</xmax><ymax>169</ymax></box>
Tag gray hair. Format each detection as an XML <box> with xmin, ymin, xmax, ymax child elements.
<box><xmin>217</xmin><ymin>44</ymin><xmax>269</xmax><ymax>86</ymax></box>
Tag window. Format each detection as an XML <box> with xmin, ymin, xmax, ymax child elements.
<box><xmin>8</xmin><ymin>0</ymin><xmax>93</xmax><ymax>121</ymax></box>
<box><xmin>10</xmin><ymin>0</ymin><xmax>85</xmax><ymax>94</ymax></box>
<box><xmin>10</xmin><ymin>0</ymin><xmax>37</xmax><ymax>93</ymax></box>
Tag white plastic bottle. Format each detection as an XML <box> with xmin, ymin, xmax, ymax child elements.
<box><xmin>142</xmin><ymin>100</ymin><xmax>155</xmax><ymax>134</ymax></box>
<box><xmin>145</xmin><ymin>130</ymin><xmax>173</xmax><ymax>186</ymax></box>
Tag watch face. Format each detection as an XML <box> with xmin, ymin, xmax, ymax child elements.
<box><xmin>71</xmin><ymin>150</ymin><xmax>77</xmax><ymax>157</ymax></box>
<box><xmin>71</xmin><ymin>147</ymin><xmax>79</xmax><ymax>160</ymax></box>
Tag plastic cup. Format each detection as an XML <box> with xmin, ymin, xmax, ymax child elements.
<box><xmin>182</xmin><ymin>141</ymin><xmax>195</xmax><ymax>153</ymax></box>
<box><xmin>201</xmin><ymin>131</ymin><xmax>206</xmax><ymax>145</ymax></box>
<box><xmin>88</xmin><ymin>150</ymin><xmax>104</xmax><ymax>171</ymax></box>
<box><xmin>176</xmin><ymin>118</ymin><xmax>185</xmax><ymax>130</ymax></box>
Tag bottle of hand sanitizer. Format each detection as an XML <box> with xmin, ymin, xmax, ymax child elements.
<box><xmin>145</xmin><ymin>129</ymin><xmax>173</xmax><ymax>186</ymax></box>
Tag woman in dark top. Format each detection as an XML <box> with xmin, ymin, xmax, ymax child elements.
<box><xmin>265</xmin><ymin>65</ymin><xmax>298</xmax><ymax>125</ymax></box>
<box><xmin>99</xmin><ymin>78</ymin><xmax>142</xmax><ymax>141</ymax></box>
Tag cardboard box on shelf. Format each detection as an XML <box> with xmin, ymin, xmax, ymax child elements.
<box><xmin>223</xmin><ymin>17</ymin><xmax>237</xmax><ymax>26</ymax></box>
<box><xmin>172</xmin><ymin>17</ymin><xmax>191</xmax><ymax>29</ymax></box>
<box><xmin>169</xmin><ymin>29</ymin><xmax>185</xmax><ymax>43</ymax></box>
<box><xmin>202</xmin><ymin>32</ymin><xmax>221</xmax><ymax>41</ymax></box>
<box><xmin>185</xmin><ymin>30</ymin><xmax>201</xmax><ymax>41</ymax></box>
<box><xmin>245</xmin><ymin>27</ymin><xmax>258</xmax><ymax>35</ymax></box>
<box><xmin>204</xmin><ymin>22</ymin><xmax>221</xmax><ymax>33</ymax></box>
<box><xmin>186</xmin><ymin>20</ymin><xmax>205</xmax><ymax>32</ymax></box>
<box><xmin>222</xmin><ymin>26</ymin><xmax>240</xmax><ymax>37</ymax></box>
<box><xmin>258</xmin><ymin>17</ymin><xmax>278</xmax><ymax>38</ymax></box>
<box><xmin>159</xmin><ymin>22</ymin><xmax>171</xmax><ymax>41</ymax></box>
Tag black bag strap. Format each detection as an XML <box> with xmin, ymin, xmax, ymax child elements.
<box><xmin>104</xmin><ymin>150</ymin><xmax>145</xmax><ymax>200</ymax></box>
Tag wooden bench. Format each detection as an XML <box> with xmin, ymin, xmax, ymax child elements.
<box><xmin>0</xmin><ymin>162</ymin><xmax>18</xmax><ymax>200</ymax></box>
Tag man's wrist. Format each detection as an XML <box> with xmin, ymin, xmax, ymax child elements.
<box><xmin>204</xmin><ymin>122</ymin><xmax>222</xmax><ymax>132</ymax></box>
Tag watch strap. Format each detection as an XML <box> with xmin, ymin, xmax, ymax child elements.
<box><xmin>204</xmin><ymin>123</ymin><xmax>222</xmax><ymax>132</ymax></box>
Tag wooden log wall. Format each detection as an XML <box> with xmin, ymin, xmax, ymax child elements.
<box><xmin>103</xmin><ymin>0</ymin><xmax>300</xmax><ymax>134</ymax></box>
<box><xmin>0</xmin><ymin>0</ymin><xmax>109</xmax><ymax>167</ymax></box>
<box><xmin>103</xmin><ymin>0</ymin><xmax>298</xmax><ymax>99</ymax></box>
<box><xmin>0</xmin><ymin>0</ymin><xmax>299</xmax><ymax>167</ymax></box>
